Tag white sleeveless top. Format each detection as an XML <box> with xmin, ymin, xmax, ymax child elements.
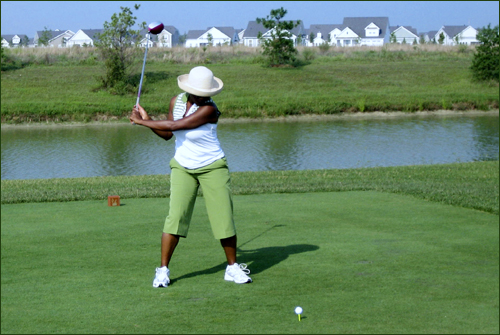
<box><xmin>172</xmin><ymin>93</ymin><xmax>225</xmax><ymax>169</ymax></box>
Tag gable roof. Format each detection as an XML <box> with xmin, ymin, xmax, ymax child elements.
<box><xmin>307</xmin><ymin>24</ymin><xmax>344</xmax><ymax>37</ymax></box>
<box><xmin>342</xmin><ymin>17</ymin><xmax>390</xmax><ymax>38</ymax></box>
<box><xmin>209</xmin><ymin>26</ymin><xmax>237</xmax><ymax>38</ymax></box>
<box><xmin>442</xmin><ymin>25</ymin><xmax>469</xmax><ymax>38</ymax></box>
<box><xmin>36</xmin><ymin>29</ymin><xmax>73</xmax><ymax>41</ymax></box>
<box><xmin>427</xmin><ymin>30</ymin><xmax>438</xmax><ymax>39</ymax></box>
<box><xmin>79</xmin><ymin>29</ymin><xmax>103</xmax><ymax>41</ymax></box>
<box><xmin>162</xmin><ymin>25</ymin><xmax>179</xmax><ymax>35</ymax></box>
<box><xmin>390</xmin><ymin>25</ymin><xmax>418</xmax><ymax>36</ymax></box>
<box><xmin>1</xmin><ymin>34</ymin><xmax>29</xmax><ymax>42</ymax></box>
<box><xmin>243</xmin><ymin>20</ymin><xmax>305</xmax><ymax>38</ymax></box>
<box><xmin>243</xmin><ymin>21</ymin><xmax>266</xmax><ymax>38</ymax></box>
<box><xmin>186</xmin><ymin>30</ymin><xmax>206</xmax><ymax>39</ymax></box>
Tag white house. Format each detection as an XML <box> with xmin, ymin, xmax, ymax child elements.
<box><xmin>390</xmin><ymin>26</ymin><xmax>419</xmax><ymax>44</ymax></box>
<box><xmin>1</xmin><ymin>36</ymin><xmax>9</xmax><ymax>48</ymax></box>
<box><xmin>306</xmin><ymin>24</ymin><xmax>344</xmax><ymax>46</ymax></box>
<box><xmin>66</xmin><ymin>29</ymin><xmax>102</xmax><ymax>47</ymax></box>
<box><xmin>335</xmin><ymin>17</ymin><xmax>390</xmax><ymax>47</ymax></box>
<box><xmin>34</xmin><ymin>29</ymin><xmax>75</xmax><ymax>47</ymax></box>
<box><xmin>434</xmin><ymin>25</ymin><xmax>479</xmax><ymax>45</ymax></box>
<box><xmin>185</xmin><ymin>27</ymin><xmax>240</xmax><ymax>47</ymax></box>
<box><xmin>237</xmin><ymin>29</ymin><xmax>245</xmax><ymax>44</ymax></box>
<box><xmin>157</xmin><ymin>26</ymin><xmax>180</xmax><ymax>47</ymax></box>
<box><xmin>1</xmin><ymin>34</ymin><xmax>29</xmax><ymax>48</ymax></box>
<box><xmin>138</xmin><ymin>28</ymin><xmax>156</xmax><ymax>48</ymax></box>
<box><xmin>242</xmin><ymin>20</ymin><xmax>305</xmax><ymax>47</ymax></box>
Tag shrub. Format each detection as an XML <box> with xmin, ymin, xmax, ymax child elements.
<box><xmin>256</xmin><ymin>7</ymin><xmax>301</xmax><ymax>67</ymax></box>
<box><xmin>470</xmin><ymin>24</ymin><xmax>499</xmax><ymax>82</ymax></box>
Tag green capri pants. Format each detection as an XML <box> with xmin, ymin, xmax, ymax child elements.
<box><xmin>164</xmin><ymin>157</ymin><xmax>236</xmax><ymax>240</ymax></box>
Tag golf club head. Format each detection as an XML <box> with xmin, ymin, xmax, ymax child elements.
<box><xmin>148</xmin><ymin>21</ymin><xmax>164</xmax><ymax>35</ymax></box>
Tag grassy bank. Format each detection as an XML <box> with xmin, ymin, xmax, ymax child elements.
<box><xmin>2</xmin><ymin>161</ymin><xmax>498</xmax><ymax>214</ymax></box>
<box><xmin>1</xmin><ymin>45</ymin><xmax>498</xmax><ymax>123</ymax></box>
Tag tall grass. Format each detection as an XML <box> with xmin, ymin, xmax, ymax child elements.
<box><xmin>2</xmin><ymin>43</ymin><xmax>478</xmax><ymax>66</ymax></box>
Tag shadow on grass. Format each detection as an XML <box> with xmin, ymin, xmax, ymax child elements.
<box><xmin>171</xmin><ymin>243</ymin><xmax>319</xmax><ymax>285</ymax></box>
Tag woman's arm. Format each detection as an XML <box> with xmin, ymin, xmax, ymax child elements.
<box><xmin>132</xmin><ymin>97</ymin><xmax>178</xmax><ymax>141</ymax></box>
<box><xmin>130</xmin><ymin>100</ymin><xmax>218</xmax><ymax>132</ymax></box>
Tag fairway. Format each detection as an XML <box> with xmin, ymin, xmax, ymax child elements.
<box><xmin>1</xmin><ymin>191</ymin><xmax>498</xmax><ymax>334</ymax></box>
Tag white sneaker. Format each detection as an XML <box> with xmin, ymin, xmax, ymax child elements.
<box><xmin>153</xmin><ymin>266</ymin><xmax>170</xmax><ymax>287</ymax></box>
<box><xmin>224</xmin><ymin>263</ymin><xmax>252</xmax><ymax>284</ymax></box>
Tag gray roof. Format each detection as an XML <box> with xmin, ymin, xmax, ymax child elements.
<box><xmin>186</xmin><ymin>30</ymin><xmax>206</xmax><ymax>39</ymax></box>
<box><xmin>307</xmin><ymin>24</ymin><xmax>344</xmax><ymax>37</ymax></box>
<box><xmin>2</xmin><ymin>34</ymin><xmax>29</xmax><ymax>40</ymax></box>
<box><xmin>163</xmin><ymin>26</ymin><xmax>179</xmax><ymax>35</ymax></box>
<box><xmin>426</xmin><ymin>30</ymin><xmax>438</xmax><ymax>40</ymax></box>
<box><xmin>207</xmin><ymin>26</ymin><xmax>236</xmax><ymax>38</ymax></box>
<box><xmin>36</xmin><ymin>29</ymin><xmax>72</xmax><ymax>40</ymax></box>
<box><xmin>442</xmin><ymin>25</ymin><xmax>468</xmax><ymax>38</ymax></box>
<box><xmin>80</xmin><ymin>29</ymin><xmax>103</xmax><ymax>40</ymax></box>
<box><xmin>243</xmin><ymin>20</ymin><xmax>305</xmax><ymax>38</ymax></box>
<box><xmin>390</xmin><ymin>25</ymin><xmax>418</xmax><ymax>36</ymax></box>
<box><xmin>342</xmin><ymin>17</ymin><xmax>390</xmax><ymax>38</ymax></box>
<box><xmin>243</xmin><ymin>21</ymin><xmax>266</xmax><ymax>38</ymax></box>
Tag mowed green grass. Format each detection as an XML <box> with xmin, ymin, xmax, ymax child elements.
<box><xmin>1</xmin><ymin>191</ymin><xmax>498</xmax><ymax>334</ymax></box>
<box><xmin>1</xmin><ymin>54</ymin><xmax>498</xmax><ymax>122</ymax></box>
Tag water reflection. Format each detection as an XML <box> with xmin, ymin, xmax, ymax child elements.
<box><xmin>1</xmin><ymin>114</ymin><xmax>498</xmax><ymax>180</ymax></box>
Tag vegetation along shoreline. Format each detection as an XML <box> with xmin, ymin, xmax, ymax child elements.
<box><xmin>0</xmin><ymin>109</ymin><xmax>498</xmax><ymax>128</ymax></box>
<box><xmin>2</xmin><ymin>43</ymin><xmax>499</xmax><ymax>124</ymax></box>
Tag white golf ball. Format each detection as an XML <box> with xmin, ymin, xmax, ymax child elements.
<box><xmin>295</xmin><ymin>306</ymin><xmax>303</xmax><ymax>315</ymax></box>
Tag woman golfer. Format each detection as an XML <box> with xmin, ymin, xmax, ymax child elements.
<box><xmin>130</xmin><ymin>66</ymin><xmax>252</xmax><ymax>287</ymax></box>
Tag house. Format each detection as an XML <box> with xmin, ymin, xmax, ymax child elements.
<box><xmin>306</xmin><ymin>24</ymin><xmax>344</xmax><ymax>46</ymax></box>
<box><xmin>137</xmin><ymin>28</ymin><xmax>156</xmax><ymax>48</ymax></box>
<box><xmin>434</xmin><ymin>25</ymin><xmax>479</xmax><ymax>45</ymax></box>
<box><xmin>389</xmin><ymin>26</ymin><xmax>419</xmax><ymax>44</ymax></box>
<box><xmin>237</xmin><ymin>29</ymin><xmax>245</xmax><ymax>44</ymax></box>
<box><xmin>185</xmin><ymin>30</ymin><xmax>208</xmax><ymax>47</ymax></box>
<box><xmin>34</xmin><ymin>29</ymin><xmax>75</xmax><ymax>47</ymax></box>
<box><xmin>1</xmin><ymin>34</ymin><xmax>29</xmax><ymax>48</ymax></box>
<box><xmin>157</xmin><ymin>26</ymin><xmax>180</xmax><ymax>47</ymax></box>
<box><xmin>336</xmin><ymin>17</ymin><xmax>390</xmax><ymax>47</ymax></box>
<box><xmin>241</xmin><ymin>21</ymin><xmax>265</xmax><ymax>47</ymax></box>
<box><xmin>242</xmin><ymin>20</ymin><xmax>305</xmax><ymax>47</ymax></box>
<box><xmin>423</xmin><ymin>30</ymin><xmax>438</xmax><ymax>43</ymax></box>
<box><xmin>66</xmin><ymin>29</ymin><xmax>103</xmax><ymax>47</ymax></box>
<box><xmin>185</xmin><ymin>27</ymin><xmax>240</xmax><ymax>47</ymax></box>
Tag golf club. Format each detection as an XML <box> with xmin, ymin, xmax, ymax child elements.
<box><xmin>136</xmin><ymin>21</ymin><xmax>164</xmax><ymax>107</ymax></box>
<box><xmin>132</xmin><ymin>21</ymin><xmax>164</xmax><ymax>124</ymax></box>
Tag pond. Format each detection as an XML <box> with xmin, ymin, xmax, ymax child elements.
<box><xmin>1</xmin><ymin>113</ymin><xmax>498</xmax><ymax>180</ymax></box>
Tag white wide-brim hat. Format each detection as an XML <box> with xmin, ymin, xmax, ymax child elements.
<box><xmin>177</xmin><ymin>66</ymin><xmax>224</xmax><ymax>97</ymax></box>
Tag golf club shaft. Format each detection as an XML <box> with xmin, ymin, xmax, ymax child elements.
<box><xmin>136</xmin><ymin>32</ymin><xmax>151</xmax><ymax>106</ymax></box>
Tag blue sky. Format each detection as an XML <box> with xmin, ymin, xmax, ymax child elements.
<box><xmin>1</xmin><ymin>1</ymin><xmax>498</xmax><ymax>37</ymax></box>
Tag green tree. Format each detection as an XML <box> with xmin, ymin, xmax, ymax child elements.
<box><xmin>390</xmin><ymin>32</ymin><xmax>397</xmax><ymax>43</ymax></box>
<box><xmin>438</xmin><ymin>32</ymin><xmax>445</xmax><ymax>44</ymax></box>
<box><xmin>179</xmin><ymin>33</ymin><xmax>187</xmax><ymax>46</ymax></box>
<box><xmin>419</xmin><ymin>34</ymin><xmax>426</xmax><ymax>44</ymax></box>
<box><xmin>95</xmin><ymin>4</ymin><xmax>145</xmax><ymax>93</ymax></box>
<box><xmin>38</xmin><ymin>26</ymin><xmax>51</xmax><ymax>47</ymax></box>
<box><xmin>309</xmin><ymin>32</ymin><xmax>314</xmax><ymax>44</ymax></box>
<box><xmin>256</xmin><ymin>7</ymin><xmax>301</xmax><ymax>66</ymax></box>
<box><xmin>21</xmin><ymin>35</ymin><xmax>29</xmax><ymax>47</ymax></box>
<box><xmin>470</xmin><ymin>24</ymin><xmax>499</xmax><ymax>82</ymax></box>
